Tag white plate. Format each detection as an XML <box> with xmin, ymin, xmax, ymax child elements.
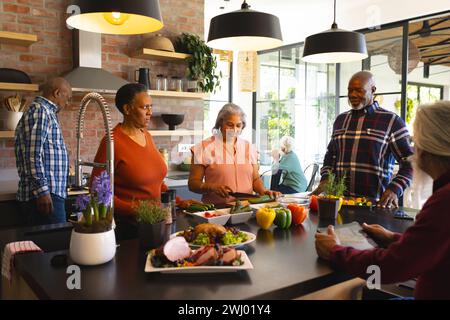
<box><xmin>171</xmin><ymin>230</ymin><xmax>256</xmax><ymax>248</ymax></box>
<box><xmin>184</xmin><ymin>208</ymin><xmax>231</xmax><ymax>225</ymax></box>
<box><xmin>145</xmin><ymin>250</ymin><xmax>254</xmax><ymax>273</ymax></box>
<box><xmin>249</xmin><ymin>202</ymin><xmax>281</xmax><ymax>210</ymax></box>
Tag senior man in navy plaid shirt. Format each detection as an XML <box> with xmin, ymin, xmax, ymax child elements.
<box><xmin>15</xmin><ymin>78</ymin><xmax>72</xmax><ymax>225</ymax></box>
<box><xmin>312</xmin><ymin>71</ymin><xmax>413</xmax><ymax>208</ymax></box>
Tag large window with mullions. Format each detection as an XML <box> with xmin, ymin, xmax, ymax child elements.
<box><xmin>255</xmin><ymin>46</ymin><xmax>336</xmax><ymax>175</ymax></box>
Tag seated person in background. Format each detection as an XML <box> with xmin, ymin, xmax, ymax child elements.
<box><xmin>91</xmin><ymin>83</ymin><xmax>167</xmax><ymax>240</ymax></box>
<box><xmin>312</xmin><ymin>71</ymin><xmax>413</xmax><ymax>208</ymax></box>
<box><xmin>315</xmin><ymin>101</ymin><xmax>450</xmax><ymax>300</ymax></box>
<box><xmin>271</xmin><ymin>136</ymin><xmax>307</xmax><ymax>194</ymax></box>
<box><xmin>188</xmin><ymin>103</ymin><xmax>280</xmax><ymax>205</ymax></box>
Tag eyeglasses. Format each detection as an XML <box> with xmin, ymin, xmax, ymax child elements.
<box><xmin>142</xmin><ymin>104</ymin><xmax>152</xmax><ymax>111</ymax></box>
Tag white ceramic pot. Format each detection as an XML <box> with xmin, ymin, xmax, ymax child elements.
<box><xmin>0</xmin><ymin>111</ymin><xmax>23</xmax><ymax>130</ymax></box>
<box><xmin>69</xmin><ymin>229</ymin><xmax>116</xmax><ymax>266</ymax></box>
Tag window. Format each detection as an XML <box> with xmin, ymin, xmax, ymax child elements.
<box><xmin>255</xmin><ymin>46</ymin><xmax>336</xmax><ymax>182</ymax></box>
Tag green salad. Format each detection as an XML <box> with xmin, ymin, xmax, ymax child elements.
<box><xmin>222</xmin><ymin>231</ymin><xmax>248</xmax><ymax>245</ymax></box>
<box><xmin>188</xmin><ymin>231</ymin><xmax>249</xmax><ymax>246</ymax></box>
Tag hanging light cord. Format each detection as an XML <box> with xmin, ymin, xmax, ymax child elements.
<box><xmin>331</xmin><ymin>0</ymin><xmax>338</xmax><ymax>29</ymax></box>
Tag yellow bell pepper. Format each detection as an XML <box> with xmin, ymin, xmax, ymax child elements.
<box><xmin>256</xmin><ymin>208</ymin><xmax>276</xmax><ymax>230</ymax></box>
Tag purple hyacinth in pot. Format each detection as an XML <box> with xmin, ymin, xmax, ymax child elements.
<box><xmin>72</xmin><ymin>170</ymin><xmax>113</xmax><ymax>233</ymax></box>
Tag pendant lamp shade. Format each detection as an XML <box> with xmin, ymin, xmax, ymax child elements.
<box><xmin>66</xmin><ymin>0</ymin><xmax>163</xmax><ymax>35</ymax></box>
<box><xmin>302</xmin><ymin>27</ymin><xmax>368</xmax><ymax>63</ymax></box>
<box><xmin>207</xmin><ymin>1</ymin><xmax>282</xmax><ymax>52</ymax></box>
<box><xmin>302</xmin><ymin>0</ymin><xmax>368</xmax><ymax>63</ymax></box>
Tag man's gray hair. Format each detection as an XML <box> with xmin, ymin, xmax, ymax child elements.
<box><xmin>213</xmin><ymin>103</ymin><xmax>247</xmax><ymax>131</ymax></box>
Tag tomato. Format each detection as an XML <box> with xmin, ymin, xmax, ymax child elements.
<box><xmin>287</xmin><ymin>204</ymin><xmax>308</xmax><ymax>225</ymax></box>
<box><xmin>310</xmin><ymin>195</ymin><xmax>319</xmax><ymax>211</ymax></box>
<box><xmin>175</xmin><ymin>196</ymin><xmax>183</xmax><ymax>205</ymax></box>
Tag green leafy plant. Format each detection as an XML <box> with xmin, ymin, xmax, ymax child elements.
<box><xmin>174</xmin><ymin>32</ymin><xmax>221</xmax><ymax>93</ymax></box>
<box><xmin>394</xmin><ymin>97</ymin><xmax>415</xmax><ymax>124</ymax></box>
<box><xmin>133</xmin><ymin>200</ymin><xmax>167</xmax><ymax>225</ymax></box>
<box><xmin>323</xmin><ymin>172</ymin><xmax>347</xmax><ymax>197</ymax></box>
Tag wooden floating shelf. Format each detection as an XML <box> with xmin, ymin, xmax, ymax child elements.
<box><xmin>148</xmin><ymin>90</ymin><xmax>206</xmax><ymax>99</ymax></box>
<box><xmin>0</xmin><ymin>31</ymin><xmax>37</xmax><ymax>46</ymax></box>
<box><xmin>0</xmin><ymin>131</ymin><xmax>15</xmax><ymax>138</ymax></box>
<box><xmin>0</xmin><ymin>82</ymin><xmax>39</xmax><ymax>91</ymax></box>
<box><xmin>132</xmin><ymin>48</ymin><xmax>191</xmax><ymax>62</ymax></box>
<box><xmin>71</xmin><ymin>88</ymin><xmax>207</xmax><ymax>99</ymax></box>
<box><xmin>149</xmin><ymin>130</ymin><xmax>205</xmax><ymax>137</ymax></box>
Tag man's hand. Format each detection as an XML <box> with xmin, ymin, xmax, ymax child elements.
<box><xmin>36</xmin><ymin>194</ymin><xmax>53</xmax><ymax>215</ymax></box>
<box><xmin>315</xmin><ymin>225</ymin><xmax>340</xmax><ymax>261</ymax></box>
<box><xmin>362</xmin><ymin>223</ymin><xmax>395</xmax><ymax>246</ymax></box>
<box><xmin>310</xmin><ymin>179</ymin><xmax>327</xmax><ymax>196</ymax></box>
<box><xmin>378</xmin><ymin>189</ymin><xmax>398</xmax><ymax>208</ymax></box>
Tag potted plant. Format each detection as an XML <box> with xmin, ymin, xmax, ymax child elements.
<box><xmin>317</xmin><ymin>172</ymin><xmax>347</xmax><ymax>221</ymax></box>
<box><xmin>133</xmin><ymin>199</ymin><xmax>169</xmax><ymax>251</ymax></box>
<box><xmin>174</xmin><ymin>32</ymin><xmax>221</xmax><ymax>93</ymax></box>
<box><xmin>70</xmin><ymin>170</ymin><xmax>115</xmax><ymax>266</ymax></box>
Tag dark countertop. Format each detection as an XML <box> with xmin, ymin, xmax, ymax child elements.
<box><xmin>7</xmin><ymin>206</ymin><xmax>417</xmax><ymax>300</ymax></box>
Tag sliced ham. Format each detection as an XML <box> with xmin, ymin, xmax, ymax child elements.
<box><xmin>192</xmin><ymin>246</ymin><xmax>219</xmax><ymax>266</ymax></box>
<box><xmin>163</xmin><ymin>237</ymin><xmax>192</xmax><ymax>262</ymax></box>
<box><xmin>221</xmin><ymin>248</ymin><xmax>239</xmax><ymax>265</ymax></box>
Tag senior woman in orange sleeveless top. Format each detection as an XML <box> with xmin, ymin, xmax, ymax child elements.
<box><xmin>188</xmin><ymin>103</ymin><xmax>280</xmax><ymax>205</ymax></box>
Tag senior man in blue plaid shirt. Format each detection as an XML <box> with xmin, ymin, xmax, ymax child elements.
<box><xmin>312</xmin><ymin>71</ymin><xmax>413</xmax><ymax>208</ymax></box>
<box><xmin>15</xmin><ymin>77</ymin><xmax>72</xmax><ymax>225</ymax></box>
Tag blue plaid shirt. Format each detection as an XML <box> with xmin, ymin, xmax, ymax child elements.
<box><xmin>15</xmin><ymin>96</ymin><xmax>69</xmax><ymax>201</ymax></box>
<box><xmin>321</xmin><ymin>101</ymin><xmax>413</xmax><ymax>200</ymax></box>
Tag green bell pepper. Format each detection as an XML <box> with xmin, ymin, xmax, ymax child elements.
<box><xmin>274</xmin><ymin>208</ymin><xmax>292</xmax><ymax>229</ymax></box>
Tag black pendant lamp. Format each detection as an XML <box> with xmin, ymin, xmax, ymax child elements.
<box><xmin>207</xmin><ymin>0</ymin><xmax>283</xmax><ymax>52</ymax></box>
<box><xmin>66</xmin><ymin>0</ymin><xmax>163</xmax><ymax>35</ymax></box>
<box><xmin>302</xmin><ymin>0</ymin><xmax>368</xmax><ymax>63</ymax></box>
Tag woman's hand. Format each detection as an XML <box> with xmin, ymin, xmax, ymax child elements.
<box><xmin>210</xmin><ymin>185</ymin><xmax>233</xmax><ymax>198</ymax></box>
<box><xmin>262</xmin><ymin>189</ymin><xmax>282</xmax><ymax>199</ymax></box>
<box><xmin>315</xmin><ymin>225</ymin><xmax>340</xmax><ymax>261</ymax></box>
<box><xmin>362</xmin><ymin>223</ymin><xmax>395</xmax><ymax>246</ymax></box>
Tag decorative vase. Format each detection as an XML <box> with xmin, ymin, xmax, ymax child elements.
<box><xmin>138</xmin><ymin>220</ymin><xmax>169</xmax><ymax>251</ymax></box>
<box><xmin>69</xmin><ymin>229</ymin><xmax>116</xmax><ymax>266</ymax></box>
<box><xmin>317</xmin><ymin>197</ymin><xmax>340</xmax><ymax>222</ymax></box>
<box><xmin>0</xmin><ymin>110</ymin><xmax>23</xmax><ymax>130</ymax></box>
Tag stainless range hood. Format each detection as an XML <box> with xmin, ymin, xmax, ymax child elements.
<box><xmin>64</xmin><ymin>30</ymin><xmax>128</xmax><ymax>93</ymax></box>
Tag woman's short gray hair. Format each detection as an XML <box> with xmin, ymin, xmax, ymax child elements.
<box><xmin>213</xmin><ymin>103</ymin><xmax>247</xmax><ymax>131</ymax></box>
<box><xmin>414</xmin><ymin>100</ymin><xmax>450</xmax><ymax>157</ymax></box>
<box><xmin>280</xmin><ymin>136</ymin><xmax>295</xmax><ymax>153</ymax></box>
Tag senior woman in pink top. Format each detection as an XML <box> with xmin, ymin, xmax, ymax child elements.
<box><xmin>188</xmin><ymin>103</ymin><xmax>281</xmax><ymax>205</ymax></box>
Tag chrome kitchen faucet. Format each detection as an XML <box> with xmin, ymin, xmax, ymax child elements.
<box><xmin>75</xmin><ymin>92</ymin><xmax>114</xmax><ymax>214</ymax></box>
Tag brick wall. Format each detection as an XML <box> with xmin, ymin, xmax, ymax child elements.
<box><xmin>0</xmin><ymin>0</ymin><xmax>205</xmax><ymax>170</ymax></box>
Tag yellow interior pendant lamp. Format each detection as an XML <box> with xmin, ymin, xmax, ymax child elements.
<box><xmin>66</xmin><ymin>0</ymin><xmax>163</xmax><ymax>35</ymax></box>
<box><xmin>302</xmin><ymin>0</ymin><xmax>368</xmax><ymax>63</ymax></box>
<box><xmin>207</xmin><ymin>0</ymin><xmax>283</xmax><ymax>52</ymax></box>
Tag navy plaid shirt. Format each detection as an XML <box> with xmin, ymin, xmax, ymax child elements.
<box><xmin>15</xmin><ymin>96</ymin><xmax>69</xmax><ymax>201</ymax></box>
<box><xmin>321</xmin><ymin>101</ymin><xmax>413</xmax><ymax>200</ymax></box>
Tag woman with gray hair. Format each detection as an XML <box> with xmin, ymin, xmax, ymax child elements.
<box><xmin>189</xmin><ymin>103</ymin><xmax>281</xmax><ymax>205</ymax></box>
<box><xmin>315</xmin><ymin>101</ymin><xmax>450</xmax><ymax>299</ymax></box>
<box><xmin>271</xmin><ymin>136</ymin><xmax>308</xmax><ymax>193</ymax></box>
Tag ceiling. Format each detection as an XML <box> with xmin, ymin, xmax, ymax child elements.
<box><xmin>365</xmin><ymin>14</ymin><xmax>450</xmax><ymax>67</ymax></box>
